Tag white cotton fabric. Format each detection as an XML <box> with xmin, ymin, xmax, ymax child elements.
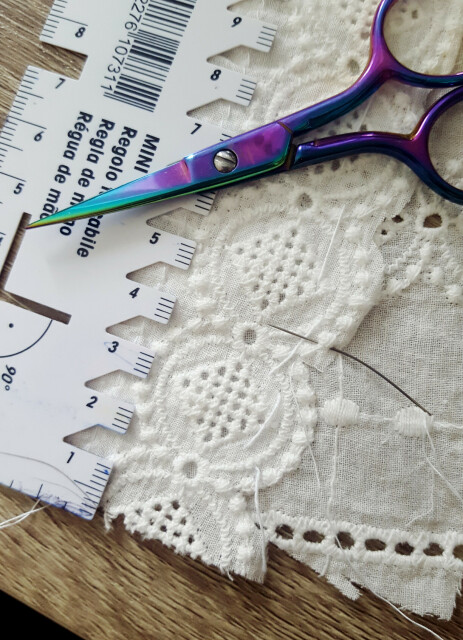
<box><xmin>72</xmin><ymin>0</ymin><xmax>463</xmax><ymax>619</ymax></box>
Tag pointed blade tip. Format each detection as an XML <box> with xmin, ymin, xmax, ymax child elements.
<box><xmin>27</xmin><ymin>219</ymin><xmax>47</xmax><ymax>230</ymax></box>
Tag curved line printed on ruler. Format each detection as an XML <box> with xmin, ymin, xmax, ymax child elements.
<box><xmin>0</xmin><ymin>319</ymin><xmax>53</xmax><ymax>359</ymax></box>
<box><xmin>0</xmin><ymin>451</ymin><xmax>86</xmax><ymax>498</ymax></box>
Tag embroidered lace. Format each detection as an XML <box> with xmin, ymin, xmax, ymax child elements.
<box><xmin>72</xmin><ymin>0</ymin><xmax>463</xmax><ymax>619</ymax></box>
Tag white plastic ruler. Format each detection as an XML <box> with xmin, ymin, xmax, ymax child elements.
<box><xmin>0</xmin><ymin>0</ymin><xmax>276</xmax><ymax>518</ymax></box>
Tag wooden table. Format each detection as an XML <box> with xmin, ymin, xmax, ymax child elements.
<box><xmin>0</xmin><ymin>2</ymin><xmax>462</xmax><ymax>638</ymax></box>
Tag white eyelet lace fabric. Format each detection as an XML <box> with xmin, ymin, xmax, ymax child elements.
<box><xmin>72</xmin><ymin>0</ymin><xmax>463</xmax><ymax>619</ymax></box>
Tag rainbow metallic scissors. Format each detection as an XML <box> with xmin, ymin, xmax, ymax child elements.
<box><xmin>29</xmin><ymin>0</ymin><xmax>463</xmax><ymax>229</ymax></box>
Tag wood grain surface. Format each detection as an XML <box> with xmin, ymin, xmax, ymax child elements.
<box><xmin>0</xmin><ymin>2</ymin><xmax>462</xmax><ymax>639</ymax></box>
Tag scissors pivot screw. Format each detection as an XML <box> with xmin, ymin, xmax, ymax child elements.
<box><xmin>213</xmin><ymin>149</ymin><xmax>238</xmax><ymax>173</ymax></box>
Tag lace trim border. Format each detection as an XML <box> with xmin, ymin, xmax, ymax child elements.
<box><xmin>264</xmin><ymin>511</ymin><xmax>463</xmax><ymax>571</ymax></box>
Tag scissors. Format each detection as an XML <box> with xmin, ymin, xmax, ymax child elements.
<box><xmin>28</xmin><ymin>0</ymin><xmax>463</xmax><ymax>230</ymax></box>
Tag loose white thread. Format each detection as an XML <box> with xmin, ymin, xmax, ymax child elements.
<box><xmin>307</xmin><ymin>444</ymin><xmax>322</xmax><ymax>491</ymax></box>
<box><xmin>270</xmin><ymin>338</ymin><xmax>322</xmax><ymax>375</ymax></box>
<box><xmin>338</xmin><ymin>353</ymin><xmax>344</xmax><ymax>398</ymax></box>
<box><xmin>321</xmin><ymin>424</ymin><xmax>340</xmax><ymax>578</ymax></box>
<box><xmin>254</xmin><ymin>466</ymin><xmax>267</xmax><ymax>574</ymax></box>
<box><xmin>405</xmin><ymin>447</ymin><xmax>435</xmax><ymax>529</ymax></box>
<box><xmin>317</xmin><ymin>206</ymin><xmax>347</xmax><ymax>283</ymax></box>
<box><xmin>315</xmin><ymin>434</ymin><xmax>446</xmax><ymax>640</ymax></box>
<box><xmin>317</xmin><ymin>101</ymin><xmax>373</xmax><ymax>284</ymax></box>
<box><xmin>0</xmin><ymin>500</ymin><xmax>47</xmax><ymax>530</ymax></box>
<box><xmin>424</xmin><ymin>428</ymin><xmax>463</xmax><ymax>511</ymax></box>
<box><xmin>244</xmin><ymin>393</ymin><xmax>281</xmax><ymax>448</ymax></box>
<box><xmin>321</xmin><ymin>354</ymin><xmax>342</xmax><ymax>577</ymax></box>
<box><xmin>402</xmin><ymin>413</ymin><xmax>463</xmax><ymax>512</ymax></box>
<box><xmin>310</xmin><ymin>358</ymin><xmax>446</xmax><ymax>640</ymax></box>
<box><xmin>269</xmin><ymin>317</ymin><xmax>324</xmax><ymax>375</ymax></box>
<box><xmin>424</xmin><ymin>454</ymin><xmax>463</xmax><ymax>508</ymax></box>
<box><xmin>333</xmin><ymin>536</ymin><xmax>445</xmax><ymax>640</ymax></box>
<box><xmin>314</xmin><ymin>467</ymin><xmax>448</xmax><ymax>640</ymax></box>
<box><xmin>289</xmin><ymin>361</ymin><xmax>321</xmax><ymax>489</ymax></box>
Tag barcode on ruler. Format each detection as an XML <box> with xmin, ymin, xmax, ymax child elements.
<box><xmin>104</xmin><ymin>0</ymin><xmax>196</xmax><ymax>112</ymax></box>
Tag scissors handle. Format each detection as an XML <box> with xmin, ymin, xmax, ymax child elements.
<box><xmin>292</xmin><ymin>86</ymin><xmax>463</xmax><ymax>205</ymax></box>
<box><xmin>280</xmin><ymin>0</ymin><xmax>463</xmax><ymax>136</ymax></box>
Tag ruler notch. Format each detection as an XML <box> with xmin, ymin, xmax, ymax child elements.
<box><xmin>41</xmin><ymin>0</ymin><xmax>93</xmax><ymax>56</ymax></box>
<box><xmin>97</xmin><ymin>331</ymin><xmax>156</xmax><ymax>379</ymax></box>
<box><xmin>68</xmin><ymin>388</ymin><xmax>136</xmax><ymax>435</ymax></box>
<box><xmin>116</xmin><ymin>279</ymin><xmax>177</xmax><ymax>325</ymax></box>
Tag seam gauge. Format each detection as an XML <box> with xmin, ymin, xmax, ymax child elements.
<box><xmin>0</xmin><ymin>0</ymin><xmax>276</xmax><ymax>518</ymax></box>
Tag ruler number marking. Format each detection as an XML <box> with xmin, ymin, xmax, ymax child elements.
<box><xmin>67</xmin><ymin>451</ymin><xmax>75</xmax><ymax>464</ymax></box>
<box><xmin>149</xmin><ymin>231</ymin><xmax>161</xmax><ymax>245</ymax></box>
<box><xmin>86</xmin><ymin>395</ymin><xmax>98</xmax><ymax>408</ymax></box>
<box><xmin>108</xmin><ymin>341</ymin><xmax>119</xmax><ymax>353</ymax></box>
<box><xmin>2</xmin><ymin>365</ymin><xmax>16</xmax><ymax>391</ymax></box>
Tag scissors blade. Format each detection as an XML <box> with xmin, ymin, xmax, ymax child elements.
<box><xmin>28</xmin><ymin>159</ymin><xmax>196</xmax><ymax>228</ymax></box>
<box><xmin>28</xmin><ymin>122</ymin><xmax>293</xmax><ymax>229</ymax></box>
